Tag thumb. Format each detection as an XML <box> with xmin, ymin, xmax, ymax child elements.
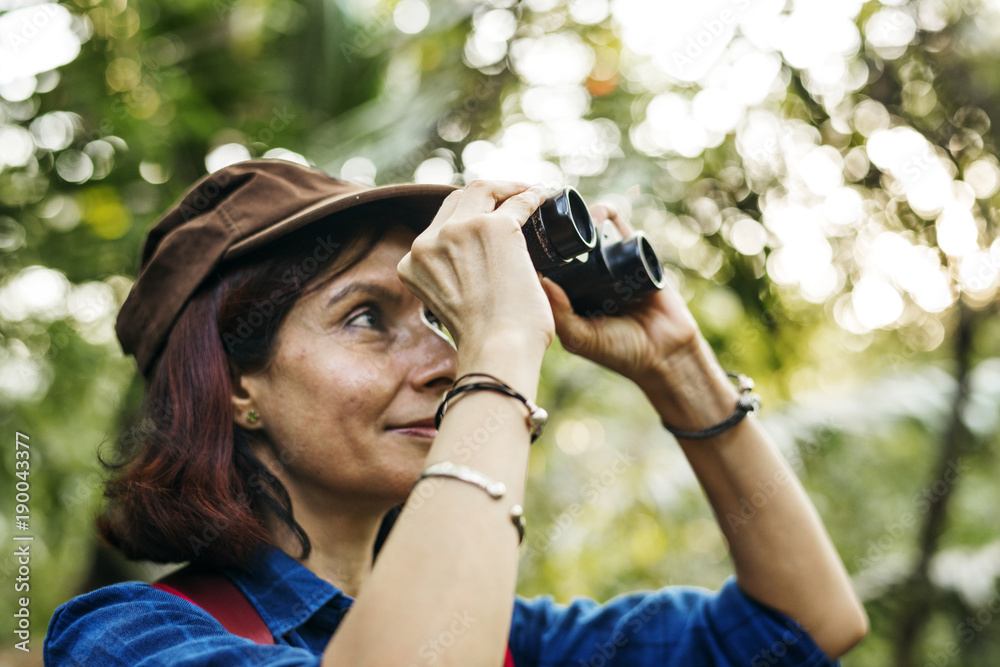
<box><xmin>541</xmin><ymin>277</ymin><xmax>593</xmax><ymax>354</ymax></box>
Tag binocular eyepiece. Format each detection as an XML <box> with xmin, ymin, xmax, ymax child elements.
<box><xmin>521</xmin><ymin>188</ymin><xmax>665</xmax><ymax>316</ymax></box>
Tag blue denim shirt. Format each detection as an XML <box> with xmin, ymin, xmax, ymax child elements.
<box><xmin>45</xmin><ymin>545</ymin><xmax>838</xmax><ymax>666</ymax></box>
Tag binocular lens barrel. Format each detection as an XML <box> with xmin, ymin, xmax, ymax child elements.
<box><xmin>519</xmin><ymin>188</ymin><xmax>666</xmax><ymax>316</ymax></box>
<box><xmin>521</xmin><ymin>188</ymin><xmax>597</xmax><ymax>272</ymax></box>
<box><xmin>544</xmin><ymin>224</ymin><xmax>666</xmax><ymax>316</ymax></box>
<box><xmin>609</xmin><ymin>234</ymin><xmax>664</xmax><ymax>292</ymax></box>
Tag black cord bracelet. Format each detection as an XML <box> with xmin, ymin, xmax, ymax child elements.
<box><xmin>435</xmin><ymin>373</ymin><xmax>548</xmax><ymax>443</ymax></box>
<box><xmin>661</xmin><ymin>372</ymin><xmax>761</xmax><ymax>441</ymax></box>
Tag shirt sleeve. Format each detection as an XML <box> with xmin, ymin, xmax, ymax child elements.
<box><xmin>44</xmin><ymin>582</ymin><xmax>321</xmax><ymax>667</ymax></box>
<box><xmin>508</xmin><ymin>577</ymin><xmax>839</xmax><ymax>667</ymax></box>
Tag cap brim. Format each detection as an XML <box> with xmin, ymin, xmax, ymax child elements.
<box><xmin>223</xmin><ymin>182</ymin><xmax>458</xmax><ymax>261</ymax></box>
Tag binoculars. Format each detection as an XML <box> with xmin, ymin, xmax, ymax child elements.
<box><xmin>521</xmin><ymin>188</ymin><xmax>665</xmax><ymax>316</ymax></box>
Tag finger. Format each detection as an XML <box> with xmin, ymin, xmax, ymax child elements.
<box><xmin>397</xmin><ymin>251</ymin><xmax>431</xmax><ymax>303</ymax></box>
<box><xmin>450</xmin><ymin>180</ymin><xmax>534</xmax><ymax>219</ymax></box>
<box><xmin>541</xmin><ymin>277</ymin><xmax>593</xmax><ymax>354</ymax></box>
<box><xmin>590</xmin><ymin>203</ymin><xmax>635</xmax><ymax>239</ymax></box>
<box><xmin>396</xmin><ymin>251</ymin><xmax>416</xmax><ymax>290</ymax></box>
<box><xmin>423</xmin><ymin>190</ymin><xmax>464</xmax><ymax>233</ymax></box>
<box><xmin>494</xmin><ymin>185</ymin><xmax>546</xmax><ymax>229</ymax></box>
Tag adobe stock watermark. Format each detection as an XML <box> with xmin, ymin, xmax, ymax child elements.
<box><xmin>580</xmin><ymin>595</ymin><xmax>664</xmax><ymax>667</ymax></box>
<box><xmin>247</xmin><ymin>106</ymin><xmax>297</xmax><ymax>148</ymax></box>
<box><xmin>961</xmin><ymin>246</ymin><xmax>1000</xmax><ymax>291</ymax></box>
<box><xmin>4</xmin><ymin>3</ymin><xmax>60</xmax><ymax>54</ymax></box>
<box><xmin>924</xmin><ymin>586</ymin><xmax>1000</xmax><ymax>667</ymax></box>
<box><xmin>668</xmin><ymin>0</ymin><xmax>752</xmax><ymax>79</ymax></box>
<box><xmin>221</xmin><ymin>235</ymin><xmax>342</xmax><ymax>352</ymax></box>
<box><xmin>576</xmin><ymin>266</ymin><xmax>664</xmax><ymax>320</ymax></box>
<box><xmin>407</xmin><ymin>609</ymin><xmax>477</xmax><ymax>666</ymax></box>
<box><xmin>717</xmin><ymin>309</ymin><xmax>778</xmax><ymax>370</ymax></box>
<box><xmin>340</xmin><ymin>6</ymin><xmax>396</xmax><ymax>63</ymax></box>
<box><xmin>381</xmin><ymin>76</ymin><xmax>504</xmax><ymax>184</ymax></box>
<box><xmin>187</xmin><ymin>446</ymin><xmax>301</xmax><ymax>558</ymax></box>
<box><xmin>557</xmin><ymin>132</ymin><xmax>621</xmax><ymax>179</ymax></box>
<box><xmin>724</xmin><ymin>466</ymin><xmax>793</xmax><ymax>533</ymax></box>
<box><xmin>76</xmin><ymin>52</ymin><xmax>174</xmax><ymax>146</ymax></box>
<box><xmin>212</xmin><ymin>0</ymin><xmax>241</xmax><ymax>19</ymax></box>
<box><xmin>869</xmin><ymin>7</ymin><xmax>919</xmax><ymax>49</ymax></box>
<box><xmin>854</xmin><ymin>458</ymin><xmax>966</xmax><ymax>571</ymax></box>
<box><xmin>898</xmin><ymin>143</ymin><xmax>949</xmax><ymax>183</ymax></box>
<box><xmin>74</xmin><ymin>48</ymin><xmax>294</xmax><ymax>169</ymax></box>
<box><xmin>723</xmin><ymin>421</ymin><xmax>837</xmax><ymax>533</ymax></box>
<box><xmin>521</xmin><ymin>449</ymin><xmax>637</xmax><ymax>564</ymax></box>
<box><xmin>748</xmin><ymin>619</ymin><xmax>810</xmax><ymax>667</ymax></box>
<box><xmin>12</xmin><ymin>431</ymin><xmax>33</xmax><ymax>653</ymax></box>
<box><xmin>452</xmin><ymin>401</ymin><xmax>520</xmax><ymax>461</ymax></box>
<box><xmin>559</xmin><ymin>262</ymin><xmax>667</xmax><ymax>354</ymax></box>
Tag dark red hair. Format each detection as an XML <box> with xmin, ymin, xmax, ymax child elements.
<box><xmin>99</xmin><ymin>209</ymin><xmax>401</xmax><ymax>569</ymax></box>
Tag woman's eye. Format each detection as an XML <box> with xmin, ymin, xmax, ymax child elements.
<box><xmin>424</xmin><ymin>308</ymin><xmax>444</xmax><ymax>329</ymax></box>
<box><xmin>346</xmin><ymin>306</ymin><xmax>381</xmax><ymax>329</ymax></box>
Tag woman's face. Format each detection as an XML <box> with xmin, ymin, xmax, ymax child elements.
<box><xmin>236</xmin><ymin>224</ymin><xmax>457</xmax><ymax>509</ymax></box>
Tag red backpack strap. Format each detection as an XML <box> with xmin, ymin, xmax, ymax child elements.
<box><xmin>153</xmin><ymin>566</ymin><xmax>517</xmax><ymax>664</ymax></box>
<box><xmin>152</xmin><ymin>566</ymin><xmax>274</xmax><ymax>645</ymax></box>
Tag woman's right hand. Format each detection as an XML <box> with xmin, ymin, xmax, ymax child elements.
<box><xmin>397</xmin><ymin>180</ymin><xmax>555</xmax><ymax>359</ymax></box>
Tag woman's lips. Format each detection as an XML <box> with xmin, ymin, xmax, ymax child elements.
<box><xmin>389</xmin><ymin>427</ymin><xmax>438</xmax><ymax>439</ymax></box>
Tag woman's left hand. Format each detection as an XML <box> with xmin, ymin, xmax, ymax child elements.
<box><xmin>540</xmin><ymin>204</ymin><xmax>702</xmax><ymax>391</ymax></box>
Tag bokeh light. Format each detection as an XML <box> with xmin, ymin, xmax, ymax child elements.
<box><xmin>205</xmin><ymin>143</ymin><xmax>253</xmax><ymax>173</ymax></box>
<box><xmin>393</xmin><ymin>0</ymin><xmax>429</xmax><ymax>34</ymax></box>
<box><xmin>0</xmin><ymin>4</ymin><xmax>83</xmax><ymax>90</ymax></box>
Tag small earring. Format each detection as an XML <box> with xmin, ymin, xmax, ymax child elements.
<box><xmin>247</xmin><ymin>410</ymin><xmax>260</xmax><ymax>424</ymax></box>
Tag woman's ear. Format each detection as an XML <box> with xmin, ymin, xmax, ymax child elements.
<box><xmin>230</xmin><ymin>364</ymin><xmax>265</xmax><ymax>430</ymax></box>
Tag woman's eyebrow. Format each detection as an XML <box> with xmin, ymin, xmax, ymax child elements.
<box><xmin>326</xmin><ymin>282</ymin><xmax>403</xmax><ymax>309</ymax></box>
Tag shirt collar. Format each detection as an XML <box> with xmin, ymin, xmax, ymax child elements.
<box><xmin>221</xmin><ymin>544</ymin><xmax>354</xmax><ymax>638</ymax></box>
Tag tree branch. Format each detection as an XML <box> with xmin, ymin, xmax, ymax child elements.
<box><xmin>892</xmin><ymin>302</ymin><xmax>978</xmax><ymax>667</ymax></box>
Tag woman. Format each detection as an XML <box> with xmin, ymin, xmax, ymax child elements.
<box><xmin>44</xmin><ymin>159</ymin><xmax>867</xmax><ymax>665</ymax></box>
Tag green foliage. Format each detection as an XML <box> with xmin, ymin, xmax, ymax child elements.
<box><xmin>2</xmin><ymin>0</ymin><xmax>1000</xmax><ymax>664</ymax></box>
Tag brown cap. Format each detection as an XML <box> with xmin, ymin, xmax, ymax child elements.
<box><xmin>115</xmin><ymin>159</ymin><xmax>457</xmax><ymax>377</ymax></box>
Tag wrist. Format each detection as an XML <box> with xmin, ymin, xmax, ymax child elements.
<box><xmin>456</xmin><ymin>332</ymin><xmax>547</xmax><ymax>399</ymax></box>
<box><xmin>639</xmin><ymin>335</ymin><xmax>741</xmax><ymax>432</ymax></box>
